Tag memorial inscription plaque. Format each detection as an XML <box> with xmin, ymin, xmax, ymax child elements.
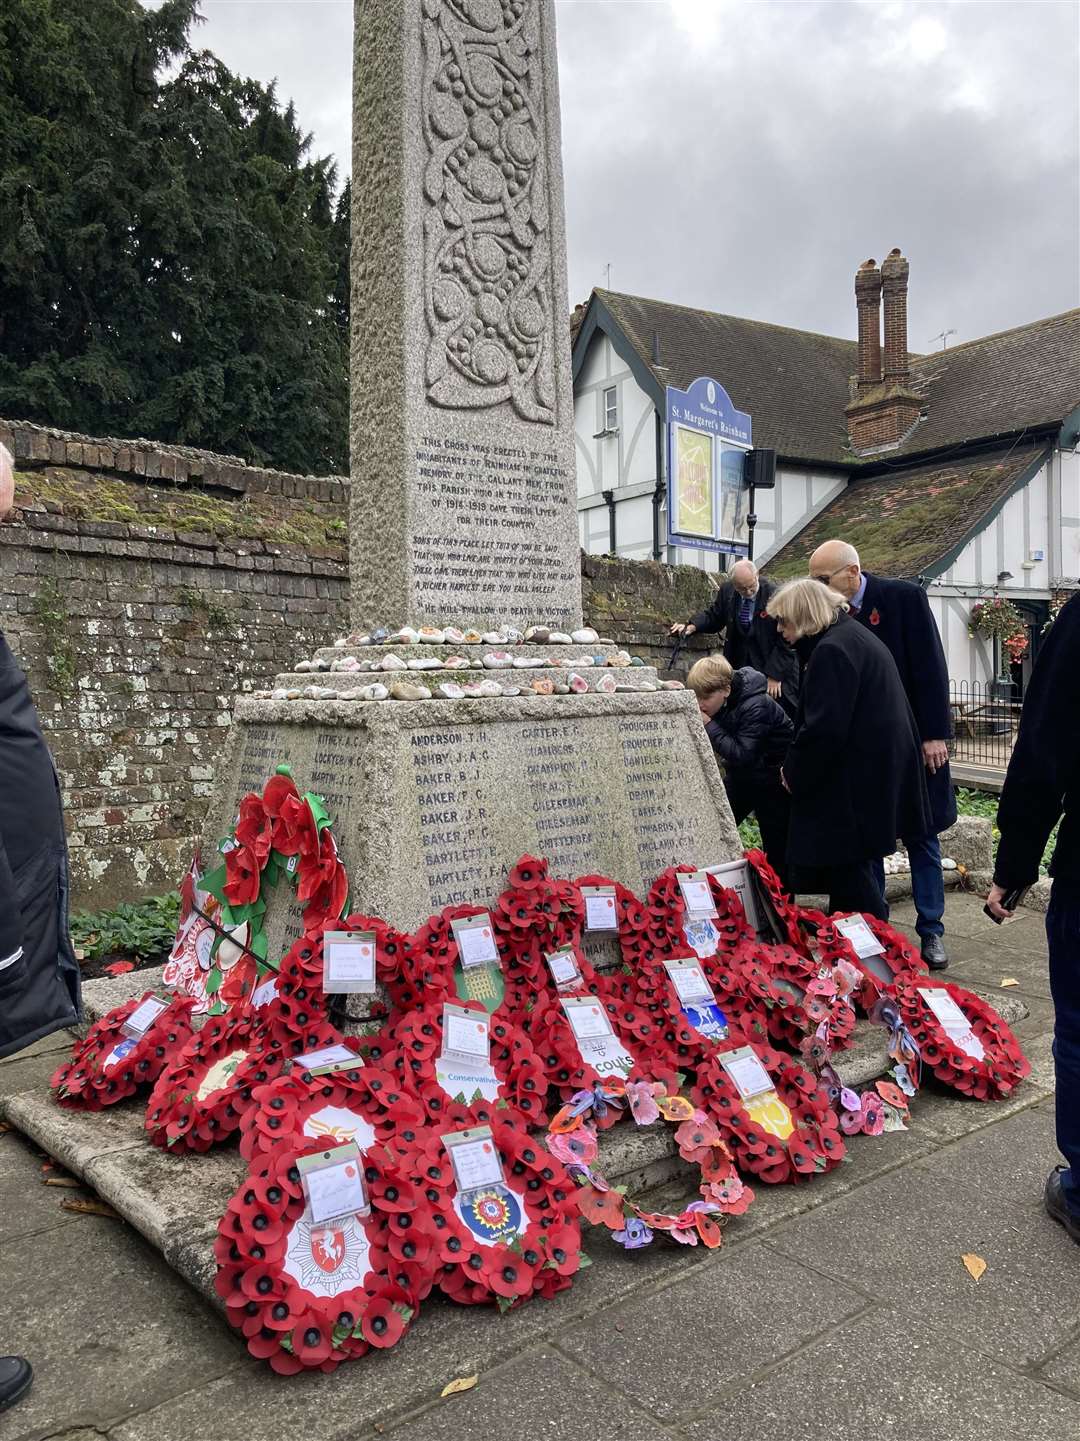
<box><xmin>207</xmin><ymin>693</ymin><xmax>741</xmax><ymax>955</ymax></box>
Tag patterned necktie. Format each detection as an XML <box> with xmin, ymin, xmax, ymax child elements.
<box><xmin>739</xmin><ymin>595</ymin><xmax>754</xmax><ymax>630</ymax></box>
<box><xmin>849</xmin><ymin>603</ymin><xmax>861</xmax><ymax>619</ymax></box>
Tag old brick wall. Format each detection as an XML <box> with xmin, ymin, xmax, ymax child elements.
<box><xmin>0</xmin><ymin>418</ymin><xmax>720</xmax><ymax>908</ymax></box>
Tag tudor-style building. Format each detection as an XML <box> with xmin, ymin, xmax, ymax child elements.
<box><xmin>571</xmin><ymin>253</ymin><xmax>1080</xmax><ymax>690</ymax></box>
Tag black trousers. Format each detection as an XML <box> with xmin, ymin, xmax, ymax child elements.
<box><xmin>725</xmin><ymin>771</ymin><xmax>791</xmax><ymax>889</ymax></box>
<box><xmin>790</xmin><ymin>859</ymin><xmax>889</xmax><ymax>921</ymax></box>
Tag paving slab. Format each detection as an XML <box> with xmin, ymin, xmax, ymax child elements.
<box><xmin>1039</xmin><ymin>1331</ymin><xmax>1080</xmax><ymax>1399</ymax></box>
<box><xmin>677</xmin><ymin>1307</ymin><xmax>1080</xmax><ymax>1441</ymax></box>
<box><xmin>0</xmin><ymin>1210</ymin><xmax>245</xmax><ymax>1441</ymax></box>
<box><xmin>764</xmin><ymin>1160</ymin><xmax>1080</xmax><ymax>1367</ymax></box>
<box><xmin>108</xmin><ymin>1239</ymin><xmax>711</xmax><ymax>1441</ymax></box>
<box><xmin>560</xmin><ymin>1240</ymin><xmax>867</xmax><ymax>1424</ymax></box>
<box><xmin>0</xmin><ymin>1131</ymin><xmax>87</xmax><ymax>1245</ymax></box>
<box><xmin>914</xmin><ymin>1094</ymin><xmax>1062</xmax><ymax>1203</ymax></box>
<box><xmin>379</xmin><ymin>1345</ymin><xmax>678</xmax><ymax>1441</ymax></box>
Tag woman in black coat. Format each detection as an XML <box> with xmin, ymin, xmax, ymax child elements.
<box><xmin>688</xmin><ymin>655</ymin><xmax>793</xmax><ymax>885</ymax></box>
<box><xmin>766</xmin><ymin>578</ymin><xmax>931</xmax><ymax>919</ymax></box>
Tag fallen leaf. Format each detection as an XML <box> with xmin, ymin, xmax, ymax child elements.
<box><xmin>61</xmin><ymin>1197</ymin><xmax>118</xmax><ymax>1219</ymax></box>
<box><xmin>1000</xmin><ymin>978</ymin><xmax>1019</xmax><ymax>989</ymax></box>
<box><xmin>104</xmin><ymin>960</ymin><xmax>135</xmax><ymax>976</ymax></box>
<box><xmin>0</xmin><ymin>1120</ymin><xmax>11</xmax><ymax>1134</ymax></box>
<box><xmin>440</xmin><ymin>1375</ymin><xmax>478</xmax><ymax>1398</ymax></box>
<box><xmin>962</xmin><ymin>1253</ymin><xmax>987</xmax><ymax>1282</ymax></box>
<box><xmin>44</xmin><ymin>1176</ymin><xmax>82</xmax><ymax>1189</ymax></box>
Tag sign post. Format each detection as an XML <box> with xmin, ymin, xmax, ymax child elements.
<box><xmin>665</xmin><ymin>377</ymin><xmax>752</xmax><ymax>558</ymax></box>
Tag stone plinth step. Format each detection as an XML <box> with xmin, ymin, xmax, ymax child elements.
<box><xmin>268</xmin><ymin>666</ymin><xmax>662</xmax><ymax>696</ymax></box>
<box><xmin>311</xmin><ymin>641</ymin><xmax>630</xmax><ymax>665</ymax></box>
<box><xmin>0</xmin><ymin>1089</ymin><xmax>689</xmax><ymax>1315</ymax></box>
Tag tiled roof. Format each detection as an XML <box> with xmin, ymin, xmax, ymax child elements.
<box><xmin>765</xmin><ymin>440</ymin><xmax>1050</xmax><ymax>580</ymax></box>
<box><xmin>584</xmin><ymin>290</ymin><xmax>1080</xmax><ymax>467</ymax></box>
<box><xmin>592</xmin><ymin>289</ymin><xmax>857</xmax><ymax>466</ymax></box>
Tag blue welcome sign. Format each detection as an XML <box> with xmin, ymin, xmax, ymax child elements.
<box><xmin>666</xmin><ymin>376</ymin><xmax>753</xmax><ymax>553</ymax></box>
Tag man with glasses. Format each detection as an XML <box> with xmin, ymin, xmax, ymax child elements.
<box><xmin>670</xmin><ymin>559</ymin><xmax>799</xmax><ymax>716</ymax></box>
<box><xmin>806</xmin><ymin>539</ymin><xmax>955</xmax><ymax>968</ymax></box>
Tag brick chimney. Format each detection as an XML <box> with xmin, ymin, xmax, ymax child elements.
<box><xmin>854</xmin><ymin>259</ymin><xmax>882</xmax><ymax>395</ymax></box>
<box><xmin>881</xmin><ymin>247</ymin><xmax>910</xmax><ymax>385</ymax></box>
<box><xmin>845</xmin><ymin>246</ymin><xmax>923</xmax><ymax>452</ymax></box>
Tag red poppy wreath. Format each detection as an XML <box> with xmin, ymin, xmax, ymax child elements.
<box><xmin>238</xmin><ymin>1062</ymin><xmax>428</xmax><ymax>1166</ymax></box>
<box><xmin>214</xmin><ymin>1138</ymin><xmax>436</xmax><ymax>1373</ymax></box>
<box><xmin>164</xmin><ymin>769</ymin><xmax>350</xmax><ymax>1018</ymax></box>
<box><xmin>50</xmin><ymin>993</ymin><xmax>196</xmax><ymax>1110</ymax></box>
<box><xmin>415</xmin><ymin>1114</ymin><xmax>583</xmax><ymax>1309</ymax></box>
<box><xmin>889</xmin><ymin>975</ymin><xmax>1030</xmax><ymax>1101</ymax></box>
<box><xmin>689</xmin><ymin>1037</ymin><xmax>846</xmax><ymax>1184</ymax></box>
<box><xmin>389</xmin><ymin>1001</ymin><xmax>549</xmax><ymax>1130</ymax></box>
<box><xmin>144</xmin><ymin>1008</ymin><xmax>348</xmax><ymax>1153</ymax></box>
<box><xmin>810</xmin><ymin>912</ymin><xmax>929</xmax><ymax>1012</ymax></box>
<box><xmin>526</xmin><ymin>986</ymin><xmax>681</xmax><ymax>1123</ymax></box>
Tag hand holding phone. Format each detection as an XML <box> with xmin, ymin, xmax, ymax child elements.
<box><xmin>984</xmin><ymin>884</ymin><xmax>1029</xmax><ymax>925</ymax></box>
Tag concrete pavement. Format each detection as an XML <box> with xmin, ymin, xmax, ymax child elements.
<box><xmin>1</xmin><ymin>892</ymin><xmax>1077</xmax><ymax>1441</ymax></box>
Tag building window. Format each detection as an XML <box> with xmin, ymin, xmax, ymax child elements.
<box><xmin>602</xmin><ymin>386</ymin><xmax>618</xmax><ymax>432</ymax></box>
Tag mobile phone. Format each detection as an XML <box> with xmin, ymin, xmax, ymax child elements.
<box><xmin>983</xmin><ymin>885</ymin><xmax>1029</xmax><ymax>924</ymax></box>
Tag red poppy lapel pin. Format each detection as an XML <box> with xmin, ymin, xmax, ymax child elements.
<box><xmin>869</xmin><ymin>608</ymin><xmax>881</xmax><ymax>626</ymax></box>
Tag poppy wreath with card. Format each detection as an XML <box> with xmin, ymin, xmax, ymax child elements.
<box><xmin>387</xmin><ymin>1002</ymin><xmax>549</xmax><ymax>1130</ymax></box>
<box><xmin>144</xmin><ymin>1007</ymin><xmax>347</xmax><ymax>1153</ymax></box>
<box><xmin>547</xmin><ymin>1085</ymin><xmax>754</xmax><ymax>1251</ymax></box>
<box><xmin>214</xmin><ymin>1138</ymin><xmax>436</xmax><ymax>1373</ymax></box>
<box><xmin>164</xmin><ymin>769</ymin><xmax>350</xmax><ymax>1017</ymax></box>
<box><xmin>406</xmin><ymin>903</ymin><xmax>513</xmax><ymax>1009</ymax></box>
<box><xmin>556</xmin><ymin>871</ymin><xmax>655</xmax><ymax>1005</ymax></box>
<box><xmin>50</xmin><ymin>994</ymin><xmax>196</xmax><ymax>1110</ymax></box>
<box><xmin>727</xmin><ymin>937</ymin><xmax>857</xmax><ymax>1054</ymax></box>
<box><xmin>526</xmin><ymin>985</ymin><xmax>682</xmax><ymax>1124</ymax></box>
<box><xmin>811</xmin><ymin>913</ymin><xmax>929</xmax><ymax>1013</ymax></box>
<box><xmin>238</xmin><ymin>1063</ymin><xmax>429</xmax><ymax>1166</ymax></box>
<box><xmin>889</xmin><ymin>975</ymin><xmax>1030</xmax><ymax>1101</ymax></box>
<box><xmin>415</xmin><ymin>1113</ymin><xmax>582</xmax><ymax>1309</ymax></box>
<box><xmin>490</xmin><ymin>856</ymin><xmax>588</xmax><ymax>1013</ymax></box>
<box><xmin>744</xmin><ymin>850</ymin><xmax>811</xmax><ymax>955</ymax></box>
<box><xmin>270</xmin><ymin>920</ymin><xmax>418</xmax><ymax>1046</ymax></box>
<box><xmin>689</xmin><ymin>1038</ymin><xmax>846</xmax><ymax>1184</ymax></box>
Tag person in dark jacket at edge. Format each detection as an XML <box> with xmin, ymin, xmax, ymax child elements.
<box><xmin>765</xmin><ymin>578</ymin><xmax>932</xmax><ymax>920</ymax></box>
<box><xmin>670</xmin><ymin>558</ymin><xmax>800</xmax><ymax>717</ymax></box>
<box><xmin>987</xmin><ymin>592</ymin><xmax>1080</xmax><ymax>1244</ymax></box>
<box><xmin>687</xmin><ymin>654</ymin><xmax>793</xmax><ymax>885</ymax></box>
<box><xmin>0</xmin><ymin>440</ymin><xmax>80</xmax><ymax>1413</ymax></box>
<box><xmin>807</xmin><ymin>540</ymin><xmax>955</xmax><ymax>969</ymax></box>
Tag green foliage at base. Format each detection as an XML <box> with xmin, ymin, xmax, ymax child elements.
<box><xmin>70</xmin><ymin>893</ymin><xmax>181</xmax><ymax>962</ymax></box>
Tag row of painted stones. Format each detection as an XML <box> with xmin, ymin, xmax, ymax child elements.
<box><xmin>256</xmin><ymin>674</ymin><xmax>685</xmax><ymax>703</ymax></box>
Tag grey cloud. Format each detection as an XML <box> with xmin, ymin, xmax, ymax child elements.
<box><xmin>181</xmin><ymin>0</ymin><xmax>1079</xmax><ymax>347</ymax></box>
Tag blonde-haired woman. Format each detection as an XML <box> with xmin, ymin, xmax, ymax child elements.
<box><xmin>687</xmin><ymin>653</ymin><xmax>792</xmax><ymax>884</ymax></box>
<box><xmin>765</xmin><ymin>578</ymin><xmax>930</xmax><ymax>918</ymax></box>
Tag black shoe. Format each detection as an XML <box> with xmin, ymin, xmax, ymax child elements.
<box><xmin>921</xmin><ymin>936</ymin><xmax>948</xmax><ymax>970</ymax></box>
<box><xmin>1045</xmin><ymin>1168</ymin><xmax>1080</xmax><ymax>1244</ymax></box>
<box><xmin>0</xmin><ymin>1356</ymin><xmax>32</xmax><ymax>1412</ymax></box>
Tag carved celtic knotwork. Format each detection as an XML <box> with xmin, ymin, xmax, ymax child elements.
<box><xmin>421</xmin><ymin>0</ymin><xmax>556</xmax><ymax>424</ymax></box>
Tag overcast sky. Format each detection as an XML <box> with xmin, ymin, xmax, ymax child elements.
<box><xmin>176</xmin><ymin>0</ymin><xmax>1079</xmax><ymax>351</ymax></box>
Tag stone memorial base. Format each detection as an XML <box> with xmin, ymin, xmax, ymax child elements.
<box><xmin>204</xmin><ymin>688</ymin><xmax>742</xmax><ymax>948</ymax></box>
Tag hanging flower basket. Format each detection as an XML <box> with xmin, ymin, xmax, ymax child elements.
<box><xmin>968</xmin><ymin>598</ymin><xmax>1028</xmax><ymax>677</ymax></box>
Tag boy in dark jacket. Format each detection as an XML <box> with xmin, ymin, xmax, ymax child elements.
<box><xmin>688</xmin><ymin>654</ymin><xmax>793</xmax><ymax>884</ymax></box>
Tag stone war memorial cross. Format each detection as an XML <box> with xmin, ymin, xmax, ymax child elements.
<box><xmin>204</xmin><ymin>0</ymin><xmax>741</xmax><ymax>947</ymax></box>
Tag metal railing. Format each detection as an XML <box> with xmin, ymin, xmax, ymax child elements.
<box><xmin>949</xmin><ymin>679</ymin><xmax>1021</xmax><ymax>772</ymax></box>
